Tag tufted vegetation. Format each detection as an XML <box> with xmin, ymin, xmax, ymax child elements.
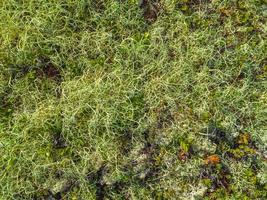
<box><xmin>0</xmin><ymin>0</ymin><xmax>266</xmax><ymax>199</ymax></box>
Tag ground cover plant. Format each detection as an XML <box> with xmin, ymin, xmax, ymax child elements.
<box><xmin>0</xmin><ymin>0</ymin><xmax>266</xmax><ymax>199</ymax></box>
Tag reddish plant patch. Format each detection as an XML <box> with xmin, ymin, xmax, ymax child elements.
<box><xmin>139</xmin><ymin>0</ymin><xmax>162</xmax><ymax>23</ymax></box>
<box><xmin>36</xmin><ymin>56</ymin><xmax>62</xmax><ymax>81</ymax></box>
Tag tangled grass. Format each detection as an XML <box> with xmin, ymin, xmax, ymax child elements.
<box><xmin>0</xmin><ymin>0</ymin><xmax>266</xmax><ymax>199</ymax></box>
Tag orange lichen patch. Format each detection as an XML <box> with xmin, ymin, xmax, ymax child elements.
<box><xmin>204</xmin><ymin>155</ymin><xmax>220</xmax><ymax>165</ymax></box>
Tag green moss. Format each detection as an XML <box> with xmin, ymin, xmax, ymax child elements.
<box><xmin>0</xmin><ymin>0</ymin><xmax>266</xmax><ymax>199</ymax></box>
